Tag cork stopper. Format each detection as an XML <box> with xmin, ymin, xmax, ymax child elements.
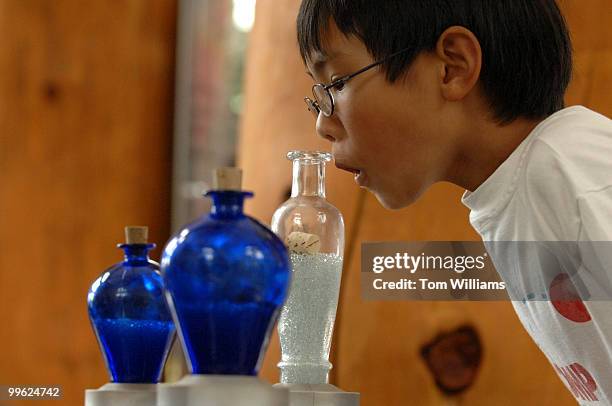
<box><xmin>213</xmin><ymin>167</ymin><xmax>243</xmax><ymax>190</ymax></box>
<box><xmin>124</xmin><ymin>226</ymin><xmax>148</xmax><ymax>244</ymax></box>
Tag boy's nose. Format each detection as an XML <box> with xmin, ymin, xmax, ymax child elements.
<box><xmin>315</xmin><ymin>113</ymin><xmax>342</xmax><ymax>142</ymax></box>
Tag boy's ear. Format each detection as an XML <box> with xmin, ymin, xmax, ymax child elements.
<box><xmin>435</xmin><ymin>26</ymin><xmax>482</xmax><ymax>101</ymax></box>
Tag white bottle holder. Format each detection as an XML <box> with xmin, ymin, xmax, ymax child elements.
<box><xmin>84</xmin><ymin>383</ymin><xmax>157</xmax><ymax>406</ymax></box>
<box><xmin>275</xmin><ymin>383</ymin><xmax>360</xmax><ymax>406</ymax></box>
<box><xmin>156</xmin><ymin>374</ymin><xmax>289</xmax><ymax>406</ymax></box>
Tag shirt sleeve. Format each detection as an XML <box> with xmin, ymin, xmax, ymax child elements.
<box><xmin>577</xmin><ymin>185</ymin><xmax>612</xmax><ymax>299</ymax></box>
<box><xmin>578</xmin><ymin>185</ymin><xmax>612</xmax><ymax>241</ymax></box>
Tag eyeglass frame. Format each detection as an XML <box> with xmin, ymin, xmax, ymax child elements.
<box><xmin>304</xmin><ymin>47</ymin><xmax>412</xmax><ymax>117</ymax></box>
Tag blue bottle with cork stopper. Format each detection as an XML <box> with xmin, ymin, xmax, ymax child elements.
<box><xmin>85</xmin><ymin>226</ymin><xmax>176</xmax><ymax>406</ymax></box>
<box><xmin>157</xmin><ymin>167</ymin><xmax>291</xmax><ymax>406</ymax></box>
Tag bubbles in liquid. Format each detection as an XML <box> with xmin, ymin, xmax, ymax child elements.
<box><xmin>278</xmin><ymin>253</ymin><xmax>342</xmax><ymax>384</ymax></box>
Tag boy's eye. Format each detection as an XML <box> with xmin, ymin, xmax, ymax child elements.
<box><xmin>331</xmin><ymin>80</ymin><xmax>346</xmax><ymax>91</ymax></box>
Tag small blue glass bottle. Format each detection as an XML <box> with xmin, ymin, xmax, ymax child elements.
<box><xmin>87</xmin><ymin>226</ymin><xmax>176</xmax><ymax>384</ymax></box>
<box><xmin>161</xmin><ymin>168</ymin><xmax>291</xmax><ymax>376</ymax></box>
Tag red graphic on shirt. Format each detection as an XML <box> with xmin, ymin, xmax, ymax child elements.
<box><xmin>554</xmin><ymin>362</ymin><xmax>598</xmax><ymax>402</ymax></box>
<box><xmin>549</xmin><ymin>273</ymin><xmax>591</xmax><ymax>323</ymax></box>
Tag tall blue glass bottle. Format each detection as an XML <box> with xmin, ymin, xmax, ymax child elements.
<box><xmin>87</xmin><ymin>226</ymin><xmax>176</xmax><ymax>384</ymax></box>
<box><xmin>161</xmin><ymin>168</ymin><xmax>291</xmax><ymax>376</ymax></box>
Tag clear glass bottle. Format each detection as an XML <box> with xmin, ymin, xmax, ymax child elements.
<box><xmin>161</xmin><ymin>169</ymin><xmax>291</xmax><ymax>376</ymax></box>
<box><xmin>87</xmin><ymin>227</ymin><xmax>176</xmax><ymax>384</ymax></box>
<box><xmin>271</xmin><ymin>151</ymin><xmax>345</xmax><ymax>384</ymax></box>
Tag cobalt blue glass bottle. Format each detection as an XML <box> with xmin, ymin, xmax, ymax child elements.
<box><xmin>87</xmin><ymin>226</ymin><xmax>176</xmax><ymax>384</ymax></box>
<box><xmin>161</xmin><ymin>168</ymin><xmax>291</xmax><ymax>376</ymax></box>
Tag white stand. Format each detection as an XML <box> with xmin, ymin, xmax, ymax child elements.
<box><xmin>85</xmin><ymin>383</ymin><xmax>157</xmax><ymax>406</ymax></box>
<box><xmin>157</xmin><ymin>375</ymin><xmax>288</xmax><ymax>406</ymax></box>
<box><xmin>274</xmin><ymin>383</ymin><xmax>360</xmax><ymax>406</ymax></box>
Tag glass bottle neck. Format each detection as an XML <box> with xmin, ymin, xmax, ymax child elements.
<box><xmin>119</xmin><ymin>244</ymin><xmax>155</xmax><ymax>265</ymax></box>
<box><xmin>292</xmin><ymin>160</ymin><xmax>326</xmax><ymax>197</ymax></box>
<box><xmin>207</xmin><ymin>191</ymin><xmax>253</xmax><ymax>219</ymax></box>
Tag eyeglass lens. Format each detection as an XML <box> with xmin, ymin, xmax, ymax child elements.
<box><xmin>312</xmin><ymin>84</ymin><xmax>333</xmax><ymax>116</ymax></box>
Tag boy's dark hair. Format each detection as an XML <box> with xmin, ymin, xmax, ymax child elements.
<box><xmin>297</xmin><ymin>0</ymin><xmax>573</xmax><ymax>124</ymax></box>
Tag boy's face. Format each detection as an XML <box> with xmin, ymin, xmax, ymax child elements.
<box><xmin>305</xmin><ymin>23</ymin><xmax>458</xmax><ymax>209</ymax></box>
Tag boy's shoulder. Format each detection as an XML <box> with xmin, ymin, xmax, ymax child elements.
<box><xmin>535</xmin><ymin>105</ymin><xmax>611</xmax><ymax>150</ymax></box>
<box><xmin>524</xmin><ymin>106</ymin><xmax>612</xmax><ymax>198</ymax></box>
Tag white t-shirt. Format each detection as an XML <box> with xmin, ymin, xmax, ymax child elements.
<box><xmin>462</xmin><ymin>106</ymin><xmax>612</xmax><ymax>405</ymax></box>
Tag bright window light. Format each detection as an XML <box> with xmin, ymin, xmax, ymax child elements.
<box><xmin>232</xmin><ymin>0</ymin><xmax>256</xmax><ymax>32</ymax></box>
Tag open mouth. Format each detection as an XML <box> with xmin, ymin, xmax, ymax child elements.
<box><xmin>334</xmin><ymin>162</ymin><xmax>360</xmax><ymax>175</ymax></box>
<box><xmin>334</xmin><ymin>161</ymin><xmax>367</xmax><ymax>186</ymax></box>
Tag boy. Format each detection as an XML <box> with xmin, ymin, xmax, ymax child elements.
<box><xmin>296</xmin><ymin>0</ymin><xmax>612</xmax><ymax>403</ymax></box>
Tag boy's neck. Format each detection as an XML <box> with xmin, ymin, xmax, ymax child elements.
<box><xmin>447</xmin><ymin>115</ymin><xmax>544</xmax><ymax>193</ymax></box>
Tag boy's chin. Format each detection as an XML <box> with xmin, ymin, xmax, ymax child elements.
<box><xmin>372</xmin><ymin>190</ymin><xmax>413</xmax><ymax>211</ymax></box>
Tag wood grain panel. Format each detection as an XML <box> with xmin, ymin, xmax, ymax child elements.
<box><xmin>0</xmin><ymin>1</ymin><xmax>176</xmax><ymax>405</ymax></box>
<box><xmin>240</xmin><ymin>0</ymin><xmax>612</xmax><ymax>404</ymax></box>
<box><xmin>558</xmin><ymin>0</ymin><xmax>612</xmax><ymax>52</ymax></box>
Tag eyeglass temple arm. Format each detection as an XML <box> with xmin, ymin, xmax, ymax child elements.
<box><xmin>324</xmin><ymin>47</ymin><xmax>411</xmax><ymax>90</ymax></box>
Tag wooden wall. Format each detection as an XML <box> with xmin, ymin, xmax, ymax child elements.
<box><xmin>239</xmin><ymin>0</ymin><xmax>612</xmax><ymax>405</ymax></box>
<box><xmin>0</xmin><ymin>1</ymin><xmax>177</xmax><ymax>405</ymax></box>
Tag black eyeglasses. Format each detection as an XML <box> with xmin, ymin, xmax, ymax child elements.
<box><xmin>305</xmin><ymin>47</ymin><xmax>411</xmax><ymax>118</ymax></box>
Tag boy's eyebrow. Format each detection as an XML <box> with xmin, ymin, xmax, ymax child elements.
<box><xmin>312</xmin><ymin>56</ymin><xmax>331</xmax><ymax>70</ymax></box>
<box><xmin>306</xmin><ymin>51</ymin><xmax>341</xmax><ymax>78</ymax></box>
